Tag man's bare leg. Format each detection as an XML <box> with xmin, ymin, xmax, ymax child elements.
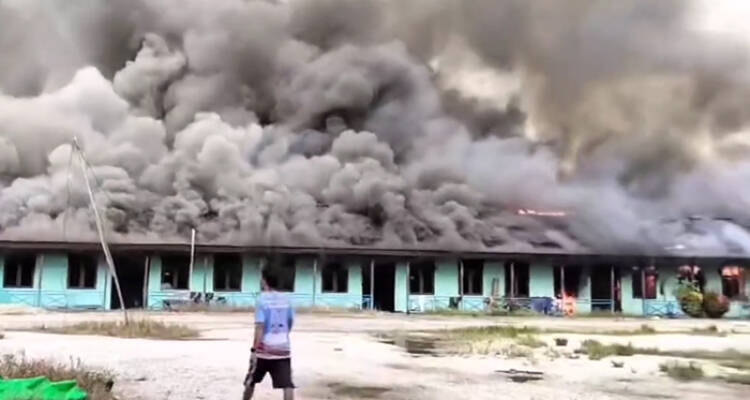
<box><xmin>283</xmin><ymin>388</ymin><xmax>294</xmax><ymax>400</ymax></box>
<box><xmin>242</xmin><ymin>384</ymin><xmax>254</xmax><ymax>400</ymax></box>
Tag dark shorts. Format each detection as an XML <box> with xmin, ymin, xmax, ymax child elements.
<box><xmin>250</xmin><ymin>358</ymin><xmax>295</xmax><ymax>389</ymax></box>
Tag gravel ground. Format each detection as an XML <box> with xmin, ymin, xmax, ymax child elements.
<box><xmin>1</xmin><ymin>311</ymin><xmax>749</xmax><ymax>400</ymax></box>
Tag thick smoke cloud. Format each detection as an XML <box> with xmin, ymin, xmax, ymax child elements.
<box><xmin>1</xmin><ymin>0</ymin><xmax>750</xmax><ymax>257</ymax></box>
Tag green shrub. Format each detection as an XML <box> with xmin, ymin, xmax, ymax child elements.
<box><xmin>703</xmin><ymin>292</ymin><xmax>730</xmax><ymax>319</ymax></box>
<box><xmin>580</xmin><ymin>340</ymin><xmax>636</xmax><ymax>360</ymax></box>
<box><xmin>675</xmin><ymin>283</ymin><xmax>704</xmax><ymax>318</ymax></box>
<box><xmin>516</xmin><ymin>335</ymin><xmax>546</xmax><ymax>348</ymax></box>
<box><xmin>659</xmin><ymin>361</ymin><xmax>704</xmax><ymax>381</ymax></box>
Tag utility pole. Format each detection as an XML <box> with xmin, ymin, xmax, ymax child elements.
<box><xmin>73</xmin><ymin>137</ymin><xmax>129</xmax><ymax>324</ymax></box>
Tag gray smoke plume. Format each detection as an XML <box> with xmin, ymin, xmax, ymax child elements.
<box><xmin>1</xmin><ymin>0</ymin><xmax>750</xmax><ymax>257</ymax></box>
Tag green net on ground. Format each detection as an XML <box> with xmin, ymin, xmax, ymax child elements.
<box><xmin>0</xmin><ymin>377</ymin><xmax>88</xmax><ymax>400</ymax></box>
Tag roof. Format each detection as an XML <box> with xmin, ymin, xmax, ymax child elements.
<box><xmin>0</xmin><ymin>240</ymin><xmax>744</xmax><ymax>264</ymax></box>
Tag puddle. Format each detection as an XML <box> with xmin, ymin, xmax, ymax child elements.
<box><xmin>328</xmin><ymin>382</ymin><xmax>391</xmax><ymax>399</ymax></box>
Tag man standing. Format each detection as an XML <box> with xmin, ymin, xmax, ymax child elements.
<box><xmin>243</xmin><ymin>273</ymin><xmax>295</xmax><ymax>400</ymax></box>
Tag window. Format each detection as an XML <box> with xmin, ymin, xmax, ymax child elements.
<box><xmin>322</xmin><ymin>261</ymin><xmax>348</xmax><ymax>293</ymax></box>
<box><xmin>161</xmin><ymin>255</ymin><xmax>190</xmax><ymax>290</ymax></box>
<box><xmin>462</xmin><ymin>260</ymin><xmax>483</xmax><ymax>295</ymax></box>
<box><xmin>504</xmin><ymin>262</ymin><xmax>530</xmax><ymax>297</ymax></box>
<box><xmin>214</xmin><ymin>254</ymin><xmax>242</xmax><ymax>292</ymax></box>
<box><xmin>677</xmin><ymin>264</ymin><xmax>705</xmax><ymax>292</ymax></box>
<box><xmin>721</xmin><ymin>266</ymin><xmax>746</xmax><ymax>300</ymax></box>
<box><xmin>409</xmin><ymin>261</ymin><xmax>435</xmax><ymax>295</ymax></box>
<box><xmin>264</xmin><ymin>255</ymin><xmax>295</xmax><ymax>292</ymax></box>
<box><xmin>632</xmin><ymin>266</ymin><xmax>658</xmax><ymax>299</ymax></box>
<box><xmin>3</xmin><ymin>253</ymin><xmax>36</xmax><ymax>288</ymax></box>
<box><xmin>554</xmin><ymin>265</ymin><xmax>583</xmax><ymax>297</ymax></box>
<box><xmin>67</xmin><ymin>254</ymin><xmax>97</xmax><ymax>289</ymax></box>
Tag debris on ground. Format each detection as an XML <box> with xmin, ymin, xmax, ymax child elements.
<box><xmin>496</xmin><ymin>369</ymin><xmax>544</xmax><ymax>382</ymax></box>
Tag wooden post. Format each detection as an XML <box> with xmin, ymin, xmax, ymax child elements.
<box><xmin>405</xmin><ymin>261</ymin><xmax>411</xmax><ymax>314</ymax></box>
<box><xmin>102</xmin><ymin>257</ymin><xmax>109</xmax><ymax>309</ymax></box>
<box><xmin>143</xmin><ymin>256</ymin><xmax>150</xmax><ymax>309</ymax></box>
<box><xmin>459</xmin><ymin>260</ymin><xmax>464</xmax><ymax>296</ymax></box>
<box><xmin>202</xmin><ymin>255</ymin><xmax>208</xmax><ymax>296</ymax></box>
<box><xmin>189</xmin><ymin>229</ymin><xmax>196</xmax><ymax>292</ymax></box>
<box><xmin>459</xmin><ymin>259</ymin><xmax>465</xmax><ymax>311</ymax></box>
<box><xmin>74</xmin><ymin>138</ymin><xmax>128</xmax><ymax>324</ymax></box>
<box><xmin>509</xmin><ymin>262</ymin><xmax>515</xmax><ymax>298</ymax></box>
<box><xmin>610</xmin><ymin>265</ymin><xmax>615</xmax><ymax>313</ymax></box>
<box><xmin>312</xmin><ymin>258</ymin><xmax>318</xmax><ymax>307</ymax></box>
<box><xmin>641</xmin><ymin>267</ymin><xmax>647</xmax><ymax>315</ymax></box>
<box><xmin>36</xmin><ymin>254</ymin><xmax>44</xmax><ymax>308</ymax></box>
<box><xmin>369</xmin><ymin>259</ymin><xmax>375</xmax><ymax>310</ymax></box>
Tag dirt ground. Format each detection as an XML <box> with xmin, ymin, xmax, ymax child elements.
<box><xmin>1</xmin><ymin>310</ymin><xmax>750</xmax><ymax>400</ymax></box>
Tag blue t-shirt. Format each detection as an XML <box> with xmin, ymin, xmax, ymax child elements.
<box><xmin>255</xmin><ymin>291</ymin><xmax>294</xmax><ymax>359</ymax></box>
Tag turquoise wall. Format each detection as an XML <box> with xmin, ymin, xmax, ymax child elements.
<box><xmin>620</xmin><ymin>267</ymin><xmax>642</xmax><ymax>314</ymax></box>
<box><xmin>529</xmin><ymin>263</ymin><xmax>555</xmax><ymax>297</ymax></box>
<box><xmin>3</xmin><ymin>251</ymin><xmax>749</xmax><ymax>317</ymax></box>
<box><xmin>0</xmin><ymin>253</ymin><xmax>107</xmax><ymax>309</ymax></box>
<box><xmin>483</xmin><ymin>261</ymin><xmax>504</xmax><ymax>297</ymax></box>
<box><xmin>408</xmin><ymin>259</ymin><xmax>460</xmax><ymax>312</ymax></box>
<box><xmin>314</xmin><ymin>259</ymin><xmax>364</xmax><ymax>309</ymax></box>
<box><xmin>394</xmin><ymin>262</ymin><xmax>408</xmax><ymax>312</ymax></box>
<box><xmin>436</xmin><ymin>259</ymin><xmax>459</xmax><ymax>297</ymax></box>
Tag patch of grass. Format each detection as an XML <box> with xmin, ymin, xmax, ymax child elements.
<box><xmin>0</xmin><ymin>353</ymin><xmax>116</xmax><ymax>399</ymax></box>
<box><xmin>719</xmin><ymin>359</ymin><xmax>750</xmax><ymax>371</ymax></box>
<box><xmin>723</xmin><ymin>373</ymin><xmax>750</xmax><ymax>385</ymax></box>
<box><xmin>168</xmin><ymin>303</ymin><xmax>256</xmax><ymax>313</ymax></box>
<box><xmin>516</xmin><ymin>335</ymin><xmax>546</xmax><ymax>348</ymax></box>
<box><xmin>579</xmin><ymin>340</ymin><xmax>636</xmax><ymax>360</ymax></box>
<box><xmin>37</xmin><ymin>319</ymin><xmax>199</xmax><ymax>340</ymax></box>
<box><xmin>659</xmin><ymin>361</ymin><xmax>704</xmax><ymax>381</ymax></box>
<box><xmin>448</xmin><ymin>325</ymin><xmax>540</xmax><ymax>340</ymax></box>
<box><xmin>690</xmin><ymin>325</ymin><xmax>726</xmax><ymax>336</ymax></box>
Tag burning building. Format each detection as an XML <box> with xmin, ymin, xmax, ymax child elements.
<box><xmin>1</xmin><ymin>1</ymin><xmax>750</xmax><ymax>316</ymax></box>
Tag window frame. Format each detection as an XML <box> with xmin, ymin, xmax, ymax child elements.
<box><xmin>720</xmin><ymin>265</ymin><xmax>746</xmax><ymax>300</ymax></box>
<box><xmin>409</xmin><ymin>261</ymin><xmax>435</xmax><ymax>295</ymax></box>
<box><xmin>264</xmin><ymin>255</ymin><xmax>296</xmax><ymax>292</ymax></box>
<box><xmin>3</xmin><ymin>253</ymin><xmax>36</xmax><ymax>289</ymax></box>
<box><xmin>213</xmin><ymin>254</ymin><xmax>243</xmax><ymax>292</ymax></box>
<box><xmin>67</xmin><ymin>253</ymin><xmax>98</xmax><ymax>290</ymax></box>
<box><xmin>160</xmin><ymin>254</ymin><xmax>191</xmax><ymax>291</ymax></box>
<box><xmin>632</xmin><ymin>266</ymin><xmax>659</xmax><ymax>300</ymax></box>
<box><xmin>461</xmin><ymin>260</ymin><xmax>484</xmax><ymax>296</ymax></box>
<box><xmin>321</xmin><ymin>261</ymin><xmax>349</xmax><ymax>294</ymax></box>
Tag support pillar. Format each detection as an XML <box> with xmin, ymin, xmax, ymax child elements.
<box><xmin>405</xmin><ymin>261</ymin><xmax>411</xmax><ymax>315</ymax></box>
<box><xmin>610</xmin><ymin>265</ymin><xmax>615</xmax><ymax>313</ymax></box>
<box><xmin>312</xmin><ymin>258</ymin><xmax>318</xmax><ymax>307</ymax></box>
<box><xmin>369</xmin><ymin>259</ymin><xmax>374</xmax><ymax>311</ymax></box>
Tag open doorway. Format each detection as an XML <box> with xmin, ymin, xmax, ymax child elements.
<box><xmin>372</xmin><ymin>262</ymin><xmax>395</xmax><ymax>312</ymax></box>
<box><xmin>590</xmin><ymin>265</ymin><xmax>622</xmax><ymax>312</ymax></box>
<box><xmin>111</xmin><ymin>254</ymin><xmax>147</xmax><ymax>309</ymax></box>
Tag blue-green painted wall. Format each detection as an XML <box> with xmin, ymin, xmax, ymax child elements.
<box><xmin>483</xmin><ymin>261</ymin><xmax>504</xmax><ymax>297</ymax></box>
<box><xmin>620</xmin><ymin>267</ymin><xmax>641</xmax><ymax>314</ymax></box>
<box><xmin>314</xmin><ymin>259</ymin><xmax>364</xmax><ymax>309</ymax></box>
<box><xmin>0</xmin><ymin>253</ymin><xmax>107</xmax><ymax>309</ymax></box>
<box><xmin>394</xmin><ymin>262</ymin><xmax>408</xmax><ymax>312</ymax></box>
<box><xmin>530</xmin><ymin>263</ymin><xmax>555</xmax><ymax>297</ymax></box>
<box><xmin>3</xmin><ymin>251</ymin><xmax>750</xmax><ymax>317</ymax></box>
